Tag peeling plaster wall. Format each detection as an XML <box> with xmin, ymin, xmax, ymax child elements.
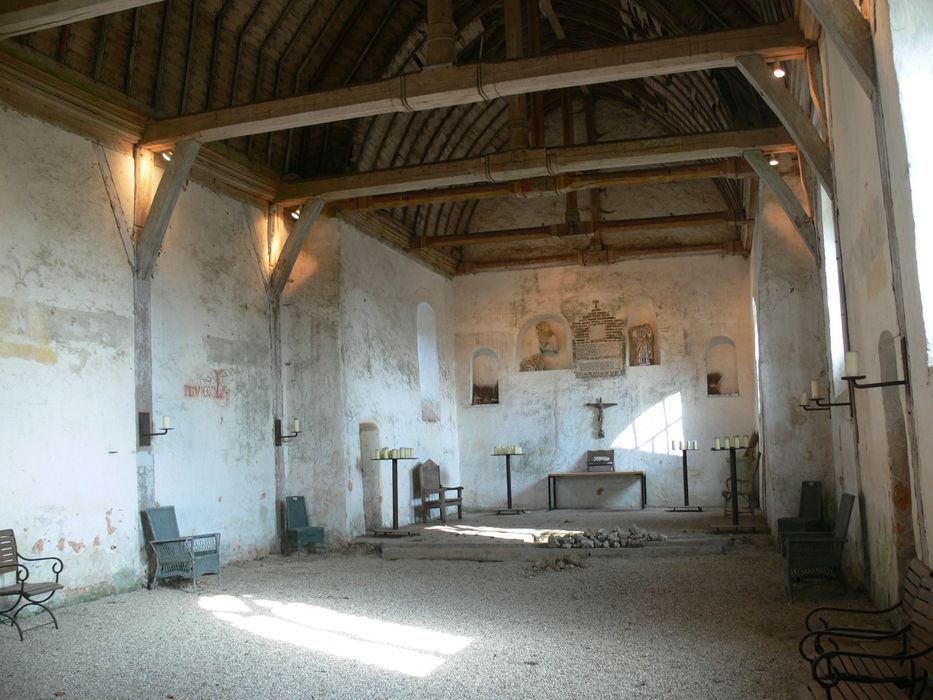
<box><xmin>751</xmin><ymin>185</ymin><xmax>833</xmax><ymax>535</ymax></box>
<box><xmin>810</xmin><ymin>0</ymin><xmax>933</xmax><ymax>604</ymax></box>
<box><xmin>339</xmin><ymin>223</ymin><xmax>459</xmax><ymax>531</ymax></box>
<box><xmin>151</xmin><ymin>183</ymin><xmax>276</xmax><ymax>562</ymax></box>
<box><xmin>873</xmin><ymin>0</ymin><xmax>933</xmax><ymax>576</ymax></box>
<box><xmin>453</xmin><ymin>257</ymin><xmax>757</xmax><ymax>511</ymax></box>
<box><xmin>0</xmin><ymin>107</ymin><xmax>140</xmax><ymax>596</ymax></box>
<box><xmin>282</xmin><ymin>220</ymin><xmax>459</xmax><ymax>538</ymax></box>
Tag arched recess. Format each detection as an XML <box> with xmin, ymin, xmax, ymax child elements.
<box><xmin>417</xmin><ymin>302</ymin><xmax>441</xmax><ymax>422</ymax></box>
<box><xmin>879</xmin><ymin>331</ymin><xmax>915</xmax><ymax>582</ymax></box>
<box><xmin>627</xmin><ymin>296</ymin><xmax>660</xmax><ymax>366</ymax></box>
<box><xmin>706</xmin><ymin>336</ymin><xmax>738</xmax><ymax>396</ymax></box>
<box><xmin>516</xmin><ymin>314</ymin><xmax>572</xmax><ymax>372</ymax></box>
<box><xmin>471</xmin><ymin>348</ymin><xmax>499</xmax><ymax>405</ymax></box>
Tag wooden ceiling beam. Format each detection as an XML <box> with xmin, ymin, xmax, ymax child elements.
<box><xmin>140</xmin><ymin>21</ymin><xmax>808</xmax><ymax>150</ymax></box>
<box><xmin>0</xmin><ymin>0</ymin><xmax>163</xmax><ymax>40</ymax></box>
<box><xmin>420</xmin><ymin>210</ymin><xmax>743</xmax><ymax>248</ymax></box>
<box><xmin>800</xmin><ymin>0</ymin><xmax>876</xmax><ymax>97</ymax></box>
<box><xmin>331</xmin><ymin>159</ymin><xmax>754</xmax><ymax>212</ymax></box>
<box><xmin>270</xmin><ymin>199</ymin><xmax>325</xmax><ymax>301</ymax></box>
<box><xmin>279</xmin><ymin>126</ymin><xmax>793</xmax><ymax>205</ymax></box>
<box><xmin>736</xmin><ymin>53</ymin><xmax>833</xmax><ymax>192</ymax></box>
<box><xmin>456</xmin><ymin>241</ymin><xmax>744</xmax><ymax>274</ymax></box>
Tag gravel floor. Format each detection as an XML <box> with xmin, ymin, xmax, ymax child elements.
<box><xmin>0</xmin><ymin>539</ymin><xmax>868</xmax><ymax>700</ymax></box>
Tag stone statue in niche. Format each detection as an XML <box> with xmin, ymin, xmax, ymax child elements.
<box><xmin>520</xmin><ymin>321</ymin><xmax>559</xmax><ymax>371</ymax></box>
<box><xmin>707</xmin><ymin>371</ymin><xmax>723</xmax><ymax>395</ymax></box>
<box><xmin>631</xmin><ymin>324</ymin><xmax>655</xmax><ymax>366</ymax></box>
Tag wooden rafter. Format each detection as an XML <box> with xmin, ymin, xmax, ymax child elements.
<box><xmin>744</xmin><ymin>149</ymin><xmax>818</xmax><ymax>262</ymax></box>
<box><xmin>736</xmin><ymin>54</ymin><xmax>833</xmax><ymax>192</ymax></box>
<box><xmin>270</xmin><ymin>199</ymin><xmax>325</xmax><ymax>300</ymax></box>
<box><xmin>140</xmin><ymin>21</ymin><xmax>807</xmax><ymax>149</ymax></box>
<box><xmin>0</xmin><ymin>0</ymin><xmax>163</xmax><ymax>40</ymax></box>
<box><xmin>278</xmin><ymin>127</ymin><xmax>793</xmax><ymax>204</ymax></box>
<box><xmin>801</xmin><ymin>0</ymin><xmax>876</xmax><ymax>97</ymax></box>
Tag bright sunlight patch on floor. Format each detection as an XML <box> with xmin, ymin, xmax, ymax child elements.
<box><xmin>425</xmin><ymin>524</ymin><xmax>542</xmax><ymax>542</ymax></box>
<box><xmin>611</xmin><ymin>392</ymin><xmax>683</xmax><ymax>455</ymax></box>
<box><xmin>198</xmin><ymin>595</ymin><xmax>471</xmax><ymax>677</ymax></box>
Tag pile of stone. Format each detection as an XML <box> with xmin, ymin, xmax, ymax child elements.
<box><xmin>547</xmin><ymin>526</ymin><xmax>668</xmax><ymax>549</ymax></box>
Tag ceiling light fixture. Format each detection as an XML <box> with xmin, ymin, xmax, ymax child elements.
<box><xmin>160</xmin><ymin>149</ymin><xmax>174</xmax><ymax>162</ymax></box>
<box><xmin>291</xmin><ymin>208</ymin><xmax>301</xmax><ymax>221</ymax></box>
<box><xmin>769</xmin><ymin>154</ymin><xmax>780</xmax><ymax>166</ymax></box>
<box><xmin>772</xmin><ymin>61</ymin><xmax>786</xmax><ymax>79</ymax></box>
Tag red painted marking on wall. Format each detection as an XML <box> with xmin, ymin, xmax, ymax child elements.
<box><xmin>105</xmin><ymin>508</ymin><xmax>117</xmax><ymax>534</ymax></box>
<box><xmin>32</xmin><ymin>539</ymin><xmax>44</xmax><ymax>554</ymax></box>
<box><xmin>57</xmin><ymin>538</ymin><xmax>66</xmax><ymax>551</ymax></box>
<box><xmin>68</xmin><ymin>540</ymin><xmax>85</xmax><ymax>553</ymax></box>
<box><xmin>184</xmin><ymin>368</ymin><xmax>231</xmax><ymax>401</ymax></box>
<box><xmin>93</xmin><ymin>535</ymin><xmax>101</xmax><ymax>547</ymax></box>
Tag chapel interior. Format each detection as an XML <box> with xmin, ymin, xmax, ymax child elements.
<box><xmin>1</xmin><ymin>0</ymin><xmax>932</xmax><ymax>694</ymax></box>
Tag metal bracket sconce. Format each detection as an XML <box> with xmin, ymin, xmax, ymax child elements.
<box><xmin>274</xmin><ymin>419</ymin><xmax>301</xmax><ymax>447</ymax></box>
<box><xmin>138</xmin><ymin>412</ymin><xmax>172</xmax><ymax>447</ymax></box>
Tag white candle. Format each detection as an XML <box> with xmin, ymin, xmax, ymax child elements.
<box><xmin>742</xmin><ymin>435</ymin><xmax>750</xmax><ymax>448</ymax></box>
<box><xmin>671</xmin><ymin>440</ymin><xmax>676</xmax><ymax>451</ymax></box>
<box><xmin>715</xmin><ymin>438</ymin><xmax>721</xmax><ymax>449</ymax></box>
<box><xmin>800</xmin><ymin>392</ymin><xmax>809</xmax><ymax>407</ymax></box>
<box><xmin>693</xmin><ymin>440</ymin><xmax>699</xmax><ymax>450</ymax></box>
<box><xmin>162</xmin><ymin>415</ymin><xmax>171</xmax><ymax>430</ymax></box>
<box><xmin>733</xmin><ymin>435</ymin><xmax>740</xmax><ymax>448</ymax></box>
<box><xmin>845</xmin><ymin>351</ymin><xmax>860</xmax><ymax>377</ymax></box>
<box><xmin>724</xmin><ymin>437</ymin><xmax>731</xmax><ymax>449</ymax></box>
<box><xmin>678</xmin><ymin>441</ymin><xmax>683</xmax><ymax>450</ymax></box>
<box><xmin>810</xmin><ymin>380</ymin><xmax>822</xmax><ymax>400</ymax></box>
<box><xmin>293</xmin><ymin>419</ymin><xmax>300</xmax><ymax>433</ymax></box>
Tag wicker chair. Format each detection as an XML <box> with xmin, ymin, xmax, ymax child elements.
<box><xmin>0</xmin><ymin>528</ymin><xmax>64</xmax><ymax>641</ymax></box>
<box><xmin>141</xmin><ymin>506</ymin><xmax>220</xmax><ymax>591</ymax></box>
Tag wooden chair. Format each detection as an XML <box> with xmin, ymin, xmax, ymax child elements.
<box><xmin>141</xmin><ymin>506</ymin><xmax>220</xmax><ymax>591</ymax></box>
<box><xmin>0</xmin><ymin>528</ymin><xmax>64</xmax><ymax>641</ymax></box>
<box><xmin>419</xmin><ymin>460</ymin><xmax>463</xmax><ymax>523</ymax></box>
<box><xmin>801</xmin><ymin>573</ymin><xmax>933</xmax><ymax>699</ymax></box>
<box><xmin>777</xmin><ymin>480</ymin><xmax>823</xmax><ymax>553</ymax></box>
<box><xmin>799</xmin><ymin>559</ymin><xmax>933</xmax><ymax>663</ymax></box>
<box><xmin>722</xmin><ymin>453</ymin><xmax>758</xmax><ymax>516</ymax></box>
<box><xmin>784</xmin><ymin>493</ymin><xmax>856</xmax><ymax>600</ymax></box>
<box><xmin>283</xmin><ymin>496</ymin><xmax>325</xmax><ymax>556</ymax></box>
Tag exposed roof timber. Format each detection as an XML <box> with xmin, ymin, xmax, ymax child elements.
<box><xmin>0</xmin><ymin>0</ymin><xmax>163</xmax><ymax>40</ymax></box>
<box><xmin>736</xmin><ymin>53</ymin><xmax>833</xmax><ymax>192</ymax></box>
<box><xmin>800</xmin><ymin>0</ymin><xmax>876</xmax><ymax>97</ymax></box>
<box><xmin>270</xmin><ymin>199</ymin><xmax>325</xmax><ymax>301</ymax></box>
<box><xmin>332</xmin><ymin>160</ymin><xmax>754</xmax><ymax>212</ymax></box>
<box><xmin>278</xmin><ymin>126</ymin><xmax>794</xmax><ymax>205</ymax></box>
<box><xmin>743</xmin><ymin>149</ymin><xmax>818</xmax><ymax>261</ymax></box>
<box><xmin>140</xmin><ymin>21</ymin><xmax>807</xmax><ymax>150</ymax></box>
<box><xmin>456</xmin><ymin>241</ymin><xmax>745</xmax><ymax>274</ymax></box>
<box><xmin>419</xmin><ymin>210</ymin><xmax>746</xmax><ymax>248</ymax></box>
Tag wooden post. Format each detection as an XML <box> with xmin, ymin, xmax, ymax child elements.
<box><xmin>425</xmin><ymin>0</ymin><xmax>456</xmax><ymax>67</ymax></box>
<box><xmin>561</xmin><ymin>89</ymin><xmax>580</xmax><ymax>224</ymax></box>
<box><xmin>504</xmin><ymin>0</ymin><xmax>528</xmax><ymax>150</ymax></box>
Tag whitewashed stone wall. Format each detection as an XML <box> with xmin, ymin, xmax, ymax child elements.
<box><xmin>453</xmin><ymin>256</ymin><xmax>757</xmax><ymax>511</ymax></box>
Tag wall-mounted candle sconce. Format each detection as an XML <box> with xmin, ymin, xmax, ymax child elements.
<box><xmin>799</xmin><ymin>380</ymin><xmax>851</xmax><ymax>413</ymax></box>
<box><xmin>274</xmin><ymin>418</ymin><xmax>301</xmax><ymax>446</ymax></box>
<box><xmin>841</xmin><ymin>350</ymin><xmax>909</xmax><ymax>394</ymax></box>
<box><xmin>139</xmin><ymin>412</ymin><xmax>172</xmax><ymax>447</ymax></box>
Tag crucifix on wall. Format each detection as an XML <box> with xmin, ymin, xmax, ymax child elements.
<box><xmin>585</xmin><ymin>397</ymin><xmax>617</xmax><ymax>438</ymax></box>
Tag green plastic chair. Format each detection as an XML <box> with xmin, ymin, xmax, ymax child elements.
<box><xmin>141</xmin><ymin>506</ymin><xmax>220</xmax><ymax>591</ymax></box>
<box><xmin>284</xmin><ymin>496</ymin><xmax>324</xmax><ymax>556</ymax></box>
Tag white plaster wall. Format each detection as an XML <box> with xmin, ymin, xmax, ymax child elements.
<box><xmin>752</xmin><ymin>185</ymin><xmax>834</xmax><ymax>534</ymax></box>
<box><xmin>151</xmin><ymin>183</ymin><xmax>277</xmax><ymax>562</ymax></box>
<box><xmin>339</xmin><ymin>222</ymin><xmax>460</xmax><ymax>531</ymax></box>
<box><xmin>874</xmin><ymin>0</ymin><xmax>933</xmax><ymax>572</ymax></box>
<box><xmin>453</xmin><ymin>256</ymin><xmax>757</xmax><ymax>511</ymax></box>
<box><xmin>0</xmin><ymin>107</ymin><xmax>140</xmax><ymax>597</ymax></box>
<box><xmin>818</xmin><ymin>27</ymin><xmax>915</xmax><ymax>603</ymax></box>
<box><xmin>282</xmin><ymin>219</ymin><xmax>460</xmax><ymax>537</ymax></box>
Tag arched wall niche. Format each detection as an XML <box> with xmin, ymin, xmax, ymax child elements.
<box><xmin>879</xmin><ymin>331</ymin><xmax>915</xmax><ymax>581</ymax></box>
<box><xmin>471</xmin><ymin>348</ymin><xmax>500</xmax><ymax>405</ymax></box>
<box><xmin>627</xmin><ymin>296</ymin><xmax>660</xmax><ymax>366</ymax></box>
<box><xmin>416</xmin><ymin>301</ymin><xmax>441</xmax><ymax>421</ymax></box>
<box><xmin>516</xmin><ymin>314</ymin><xmax>572</xmax><ymax>372</ymax></box>
<box><xmin>706</xmin><ymin>336</ymin><xmax>738</xmax><ymax>396</ymax></box>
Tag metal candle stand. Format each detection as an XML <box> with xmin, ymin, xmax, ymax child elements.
<box><xmin>369</xmin><ymin>456</ymin><xmax>418</xmax><ymax>537</ymax></box>
<box><xmin>667</xmin><ymin>443</ymin><xmax>702</xmax><ymax>512</ymax></box>
<box><xmin>492</xmin><ymin>453</ymin><xmax>526</xmax><ymax>515</ymax></box>
<box><xmin>710</xmin><ymin>443</ymin><xmax>756</xmax><ymax>534</ymax></box>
